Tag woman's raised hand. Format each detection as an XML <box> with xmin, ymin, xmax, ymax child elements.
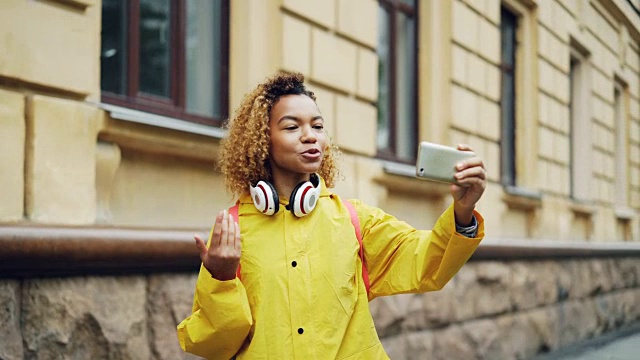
<box><xmin>194</xmin><ymin>209</ymin><xmax>241</xmax><ymax>281</ymax></box>
<box><xmin>451</xmin><ymin>144</ymin><xmax>486</xmax><ymax>226</ymax></box>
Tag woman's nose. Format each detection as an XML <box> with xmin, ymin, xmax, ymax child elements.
<box><xmin>301</xmin><ymin>126</ymin><xmax>317</xmax><ymax>143</ymax></box>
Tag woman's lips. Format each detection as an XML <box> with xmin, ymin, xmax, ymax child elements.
<box><xmin>301</xmin><ymin>149</ymin><xmax>322</xmax><ymax>160</ymax></box>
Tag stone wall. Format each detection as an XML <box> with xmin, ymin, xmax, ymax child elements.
<box><xmin>1</xmin><ymin>257</ymin><xmax>638</xmax><ymax>359</ymax></box>
<box><xmin>375</xmin><ymin>257</ymin><xmax>640</xmax><ymax>359</ymax></box>
<box><xmin>0</xmin><ymin>274</ymin><xmax>199</xmax><ymax>360</ymax></box>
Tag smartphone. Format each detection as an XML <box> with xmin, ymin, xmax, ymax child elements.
<box><xmin>415</xmin><ymin>141</ymin><xmax>475</xmax><ymax>184</ymax></box>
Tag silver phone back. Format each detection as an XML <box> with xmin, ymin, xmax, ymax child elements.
<box><xmin>415</xmin><ymin>142</ymin><xmax>475</xmax><ymax>183</ymax></box>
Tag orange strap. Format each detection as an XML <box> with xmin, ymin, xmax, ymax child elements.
<box><xmin>228</xmin><ymin>203</ymin><xmax>241</xmax><ymax>279</ymax></box>
<box><xmin>229</xmin><ymin>200</ymin><xmax>371</xmax><ymax>296</ymax></box>
<box><xmin>341</xmin><ymin>199</ymin><xmax>371</xmax><ymax>295</ymax></box>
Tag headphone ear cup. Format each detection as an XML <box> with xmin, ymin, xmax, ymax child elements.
<box><xmin>289</xmin><ymin>181</ymin><xmax>306</xmax><ymax>217</ymax></box>
<box><xmin>289</xmin><ymin>176</ymin><xmax>321</xmax><ymax>217</ymax></box>
<box><xmin>250</xmin><ymin>181</ymin><xmax>279</xmax><ymax>215</ymax></box>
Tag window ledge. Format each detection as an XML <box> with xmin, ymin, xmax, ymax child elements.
<box><xmin>569</xmin><ymin>200</ymin><xmax>597</xmax><ymax>217</ymax></box>
<box><xmin>53</xmin><ymin>0</ymin><xmax>93</xmax><ymax>10</ymax></box>
<box><xmin>98</xmin><ymin>103</ymin><xmax>227</xmax><ymax>139</ymax></box>
<box><xmin>381</xmin><ymin>161</ymin><xmax>416</xmax><ymax>177</ymax></box>
<box><xmin>472</xmin><ymin>237</ymin><xmax>640</xmax><ymax>261</ymax></box>
<box><xmin>615</xmin><ymin>206</ymin><xmax>635</xmax><ymax>221</ymax></box>
<box><xmin>97</xmin><ymin>103</ymin><xmax>223</xmax><ymax>162</ymax></box>
<box><xmin>373</xmin><ymin>161</ymin><xmax>450</xmax><ymax>198</ymax></box>
<box><xmin>501</xmin><ymin>185</ymin><xmax>543</xmax><ymax>211</ymax></box>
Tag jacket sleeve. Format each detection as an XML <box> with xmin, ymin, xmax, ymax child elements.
<box><xmin>176</xmin><ymin>231</ymin><xmax>253</xmax><ymax>359</ymax></box>
<box><xmin>351</xmin><ymin>200</ymin><xmax>484</xmax><ymax>300</ymax></box>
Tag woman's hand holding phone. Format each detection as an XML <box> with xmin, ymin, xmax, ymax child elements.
<box><xmin>450</xmin><ymin>144</ymin><xmax>486</xmax><ymax>225</ymax></box>
<box><xmin>415</xmin><ymin>142</ymin><xmax>486</xmax><ymax>226</ymax></box>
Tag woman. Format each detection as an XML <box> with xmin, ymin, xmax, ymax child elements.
<box><xmin>177</xmin><ymin>72</ymin><xmax>486</xmax><ymax>359</ymax></box>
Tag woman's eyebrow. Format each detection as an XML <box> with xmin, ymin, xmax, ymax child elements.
<box><xmin>278</xmin><ymin>115</ymin><xmax>324</xmax><ymax>123</ymax></box>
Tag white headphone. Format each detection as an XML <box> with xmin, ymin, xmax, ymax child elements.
<box><xmin>249</xmin><ymin>173</ymin><xmax>321</xmax><ymax>217</ymax></box>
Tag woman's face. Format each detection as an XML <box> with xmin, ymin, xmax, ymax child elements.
<box><xmin>268</xmin><ymin>94</ymin><xmax>328</xmax><ymax>183</ymax></box>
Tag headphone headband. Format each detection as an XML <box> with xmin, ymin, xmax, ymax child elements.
<box><xmin>249</xmin><ymin>174</ymin><xmax>321</xmax><ymax>217</ymax></box>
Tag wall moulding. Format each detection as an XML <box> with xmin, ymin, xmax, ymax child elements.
<box><xmin>3</xmin><ymin>226</ymin><xmax>640</xmax><ymax>278</ymax></box>
<box><xmin>0</xmin><ymin>225</ymin><xmax>203</xmax><ymax>278</ymax></box>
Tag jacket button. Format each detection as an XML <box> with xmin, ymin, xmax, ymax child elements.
<box><xmin>298</xmin><ymin>328</ymin><xmax>304</xmax><ymax>334</ymax></box>
<box><xmin>291</xmin><ymin>261</ymin><xmax>297</xmax><ymax>267</ymax></box>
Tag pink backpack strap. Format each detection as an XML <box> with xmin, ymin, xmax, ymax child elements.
<box><xmin>342</xmin><ymin>199</ymin><xmax>370</xmax><ymax>296</ymax></box>
<box><xmin>228</xmin><ymin>203</ymin><xmax>241</xmax><ymax>280</ymax></box>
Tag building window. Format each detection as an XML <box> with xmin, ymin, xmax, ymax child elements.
<box><xmin>614</xmin><ymin>82</ymin><xmax>629</xmax><ymax>207</ymax></box>
<box><xmin>377</xmin><ymin>0</ymin><xmax>418</xmax><ymax>163</ymax></box>
<box><xmin>614</xmin><ymin>80</ymin><xmax>632</xmax><ymax>240</ymax></box>
<box><xmin>569</xmin><ymin>48</ymin><xmax>591</xmax><ymax>202</ymax></box>
<box><xmin>100</xmin><ymin>0</ymin><xmax>229</xmax><ymax>126</ymax></box>
<box><xmin>500</xmin><ymin>7</ymin><xmax>517</xmax><ymax>187</ymax></box>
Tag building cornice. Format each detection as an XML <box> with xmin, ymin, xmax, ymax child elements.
<box><xmin>598</xmin><ymin>0</ymin><xmax>640</xmax><ymax>41</ymax></box>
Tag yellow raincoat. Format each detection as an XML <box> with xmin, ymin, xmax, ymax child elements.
<box><xmin>177</xmin><ymin>181</ymin><xmax>484</xmax><ymax>359</ymax></box>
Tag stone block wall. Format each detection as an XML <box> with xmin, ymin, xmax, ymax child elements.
<box><xmin>0</xmin><ymin>0</ymin><xmax>99</xmax><ymax>97</ymax></box>
<box><xmin>0</xmin><ymin>89</ymin><xmax>25</xmax><ymax>222</ymax></box>
<box><xmin>375</xmin><ymin>258</ymin><xmax>640</xmax><ymax>359</ymax></box>
<box><xmin>280</xmin><ymin>0</ymin><xmax>379</xmax><ymax>157</ymax></box>
<box><xmin>0</xmin><ymin>275</ymin><xmax>198</xmax><ymax>360</ymax></box>
<box><xmin>1</xmin><ymin>257</ymin><xmax>638</xmax><ymax>359</ymax></box>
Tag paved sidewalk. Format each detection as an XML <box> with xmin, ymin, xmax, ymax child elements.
<box><xmin>550</xmin><ymin>333</ymin><xmax>640</xmax><ymax>360</ymax></box>
<box><xmin>535</xmin><ymin>324</ymin><xmax>640</xmax><ymax>360</ymax></box>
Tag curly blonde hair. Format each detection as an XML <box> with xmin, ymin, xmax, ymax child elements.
<box><xmin>219</xmin><ymin>72</ymin><xmax>340</xmax><ymax>197</ymax></box>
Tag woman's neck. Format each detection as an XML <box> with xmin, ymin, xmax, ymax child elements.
<box><xmin>271</xmin><ymin>172</ymin><xmax>310</xmax><ymax>202</ymax></box>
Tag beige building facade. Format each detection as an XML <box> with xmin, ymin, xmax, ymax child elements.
<box><xmin>1</xmin><ymin>0</ymin><xmax>640</xmax><ymax>359</ymax></box>
<box><xmin>1</xmin><ymin>0</ymin><xmax>639</xmax><ymax>241</ymax></box>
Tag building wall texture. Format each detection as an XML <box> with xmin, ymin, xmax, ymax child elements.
<box><xmin>1</xmin><ymin>0</ymin><xmax>640</xmax><ymax>359</ymax></box>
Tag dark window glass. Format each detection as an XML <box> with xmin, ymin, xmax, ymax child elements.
<box><xmin>101</xmin><ymin>0</ymin><xmax>127</xmax><ymax>95</ymax></box>
<box><xmin>377</xmin><ymin>6</ymin><xmax>392</xmax><ymax>152</ymax></box>
<box><xmin>139</xmin><ymin>0</ymin><xmax>172</xmax><ymax>98</ymax></box>
<box><xmin>569</xmin><ymin>57</ymin><xmax>578</xmax><ymax>199</ymax></box>
<box><xmin>100</xmin><ymin>0</ymin><xmax>229</xmax><ymax>126</ymax></box>
<box><xmin>377</xmin><ymin>0</ymin><xmax>418</xmax><ymax>163</ymax></box>
<box><xmin>395</xmin><ymin>11</ymin><xmax>417</xmax><ymax>160</ymax></box>
<box><xmin>500</xmin><ymin>7</ymin><xmax>518</xmax><ymax>187</ymax></box>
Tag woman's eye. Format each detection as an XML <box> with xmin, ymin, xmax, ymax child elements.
<box><xmin>313</xmin><ymin>124</ymin><xmax>324</xmax><ymax>130</ymax></box>
<box><xmin>285</xmin><ymin>126</ymin><xmax>298</xmax><ymax>130</ymax></box>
